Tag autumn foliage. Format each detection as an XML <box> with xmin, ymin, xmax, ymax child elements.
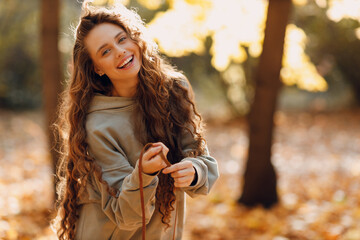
<box><xmin>1</xmin><ymin>109</ymin><xmax>360</xmax><ymax>239</ymax></box>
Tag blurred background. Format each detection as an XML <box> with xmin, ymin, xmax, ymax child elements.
<box><xmin>0</xmin><ymin>0</ymin><xmax>359</xmax><ymax>239</ymax></box>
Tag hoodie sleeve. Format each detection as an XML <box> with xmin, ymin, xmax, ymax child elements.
<box><xmin>86</xmin><ymin>128</ymin><xmax>158</xmax><ymax>230</ymax></box>
<box><xmin>179</xmin><ymin>128</ymin><xmax>220</xmax><ymax>198</ymax></box>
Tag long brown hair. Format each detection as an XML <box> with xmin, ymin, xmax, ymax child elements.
<box><xmin>54</xmin><ymin>1</ymin><xmax>205</xmax><ymax>239</ymax></box>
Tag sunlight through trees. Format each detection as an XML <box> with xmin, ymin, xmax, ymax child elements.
<box><xmin>144</xmin><ymin>0</ymin><xmax>328</xmax><ymax>92</ymax></box>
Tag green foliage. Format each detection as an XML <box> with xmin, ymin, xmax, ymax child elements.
<box><xmin>0</xmin><ymin>0</ymin><xmax>41</xmax><ymax>108</ymax></box>
<box><xmin>293</xmin><ymin>1</ymin><xmax>360</xmax><ymax>104</ymax></box>
<box><xmin>0</xmin><ymin>0</ymin><xmax>84</xmax><ymax>109</ymax></box>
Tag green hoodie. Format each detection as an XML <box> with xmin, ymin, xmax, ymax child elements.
<box><xmin>76</xmin><ymin>94</ymin><xmax>219</xmax><ymax>240</ymax></box>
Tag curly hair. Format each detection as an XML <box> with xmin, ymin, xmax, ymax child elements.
<box><xmin>54</xmin><ymin>1</ymin><xmax>205</xmax><ymax>239</ymax></box>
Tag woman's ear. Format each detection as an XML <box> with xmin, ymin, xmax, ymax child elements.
<box><xmin>94</xmin><ymin>66</ymin><xmax>104</xmax><ymax>76</ymax></box>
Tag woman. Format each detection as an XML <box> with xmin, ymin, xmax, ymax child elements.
<box><xmin>54</xmin><ymin>1</ymin><xmax>219</xmax><ymax>239</ymax></box>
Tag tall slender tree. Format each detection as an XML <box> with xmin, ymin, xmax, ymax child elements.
<box><xmin>41</xmin><ymin>0</ymin><xmax>62</xmax><ymax>199</ymax></box>
<box><xmin>239</xmin><ymin>0</ymin><xmax>292</xmax><ymax>208</ymax></box>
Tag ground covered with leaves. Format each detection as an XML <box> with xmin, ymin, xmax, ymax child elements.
<box><xmin>0</xmin><ymin>109</ymin><xmax>359</xmax><ymax>240</ymax></box>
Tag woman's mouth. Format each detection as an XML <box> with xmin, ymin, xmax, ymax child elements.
<box><xmin>117</xmin><ymin>55</ymin><xmax>134</xmax><ymax>69</ymax></box>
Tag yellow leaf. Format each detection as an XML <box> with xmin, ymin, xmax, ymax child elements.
<box><xmin>6</xmin><ymin>228</ymin><xmax>18</xmax><ymax>240</ymax></box>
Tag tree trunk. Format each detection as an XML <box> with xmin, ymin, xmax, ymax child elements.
<box><xmin>41</xmin><ymin>0</ymin><xmax>62</xmax><ymax>200</ymax></box>
<box><xmin>238</xmin><ymin>0</ymin><xmax>292</xmax><ymax>208</ymax></box>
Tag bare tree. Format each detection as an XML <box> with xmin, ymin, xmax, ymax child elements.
<box><xmin>40</xmin><ymin>0</ymin><xmax>62</xmax><ymax>199</ymax></box>
<box><xmin>239</xmin><ymin>0</ymin><xmax>292</xmax><ymax>208</ymax></box>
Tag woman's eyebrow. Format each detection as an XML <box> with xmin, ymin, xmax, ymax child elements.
<box><xmin>96</xmin><ymin>30</ymin><xmax>125</xmax><ymax>54</ymax></box>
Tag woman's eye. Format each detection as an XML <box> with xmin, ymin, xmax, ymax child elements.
<box><xmin>118</xmin><ymin>37</ymin><xmax>126</xmax><ymax>43</ymax></box>
<box><xmin>102</xmin><ymin>49</ymin><xmax>110</xmax><ymax>56</ymax></box>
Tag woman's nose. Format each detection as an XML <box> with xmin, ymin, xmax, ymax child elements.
<box><xmin>115</xmin><ymin>46</ymin><xmax>126</xmax><ymax>58</ymax></box>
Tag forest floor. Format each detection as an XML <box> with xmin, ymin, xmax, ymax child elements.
<box><xmin>0</xmin><ymin>109</ymin><xmax>359</xmax><ymax>240</ymax></box>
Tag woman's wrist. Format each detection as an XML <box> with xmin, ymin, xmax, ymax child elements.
<box><xmin>190</xmin><ymin>167</ymin><xmax>198</xmax><ymax>186</ymax></box>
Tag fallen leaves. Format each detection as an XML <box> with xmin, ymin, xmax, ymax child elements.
<box><xmin>0</xmin><ymin>109</ymin><xmax>360</xmax><ymax>239</ymax></box>
<box><xmin>185</xmin><ymin>109</ymin><xmax>360</xmax><ymax>240</ymax></box>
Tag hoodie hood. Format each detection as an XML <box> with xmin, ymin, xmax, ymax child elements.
<box><xmin>88</xmin><ymin>94</ymin><xmax>135</xmax><ymax>113</ymax></box>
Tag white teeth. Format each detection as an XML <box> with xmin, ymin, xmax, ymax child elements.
<box><xmin>119</xmin><ymin>56</ymin><xmax>133</xmax><ymax>68</ymax></box>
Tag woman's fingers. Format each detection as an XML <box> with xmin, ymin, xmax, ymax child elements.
<box><xmin>141</xmin><ymin>143</ymin><xmax>169</xmax><ymax>174</ymax></box>
<box><xmin>169</xmin><ymin>167</ymin><xmax>194</xmax><ymax>178</ymax></box>
<box><xmin>173</xmin><ymin>175</ymin><xmax>194</xmax><ymax>187</ymax></box>
<box><xmin>162</xmin><ymin>161</ymin><xmax>193</xmax><ymax>174</ymax></box>
<box><xmin>142</xmin><ymin>145</ymin><xmax>162</xmax><ymax>161</ymax></box>
<box><xmin>141</xmin><ymin>142</ymin><xmax>198</xmax><ymax>181</ymax></box>
<box><xmin>151</xmin><ymin>142</ymin><xmax>169</xmax><ymax>158</ymax></box>
<box><xmin>150</xmin><ymin>154</ymin><xmax>168</xmax><ymax>168</ymax></box>
<box><xmin>162</xmin><ymin>161</ymin><xmax>195</xmax><ymax>187</ymax></box>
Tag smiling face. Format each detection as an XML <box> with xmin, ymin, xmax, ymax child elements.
<box><xmin>84</xmin><ymin>23</ymin><xmax>142</xmax><ymax>94</ymax></box>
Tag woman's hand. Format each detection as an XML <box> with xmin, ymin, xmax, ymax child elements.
<box><xmin>162</xmin><ymin>161</ymin><xmax>196</xmax><ymax>187</ymax></box>
<box><xmin>141</xmin><ymin>142</ymin><xmax>169</xmax><ymax>175</ymax></box>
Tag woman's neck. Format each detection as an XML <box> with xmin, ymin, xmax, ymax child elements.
<box><xmin>110</xmin><ymin>78</ymin><xmax>138</xmax><ymax>98</ymax></box>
